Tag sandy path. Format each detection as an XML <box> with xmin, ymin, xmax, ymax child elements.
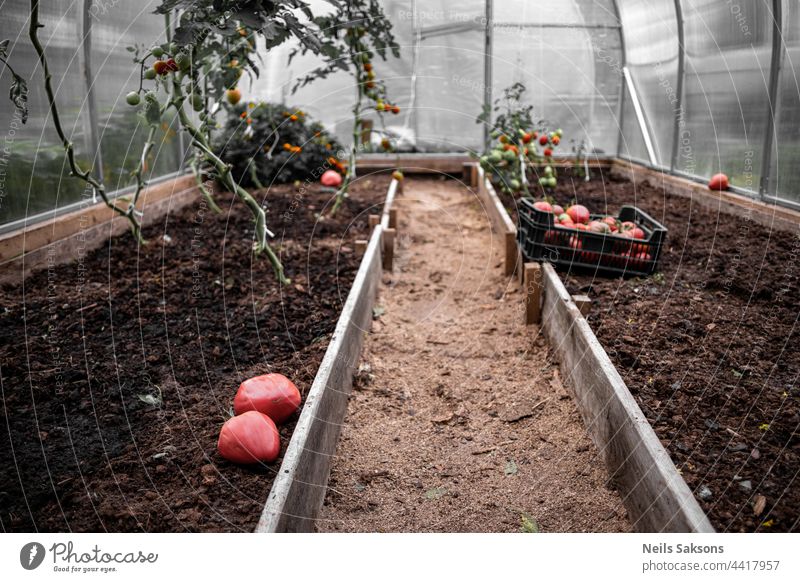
<box><xmin>318</xmin><ymin>178</ymin><xmax>630</xmax><ymax>532</ymax></box>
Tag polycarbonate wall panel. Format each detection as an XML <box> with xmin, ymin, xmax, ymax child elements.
<box><xmin>493</xmin><ymin>0</ymin><xmax>619</xmax><ymax>26</ymax></box>
<box><xmin>617</xmin><ymin>0</ymin><xmax>679</xmax><ymax>167</ymax></box>
<box><xmin>770</xmin><ymin>0</ymin><xmax>800</xmax><ymax>203</ymax></box>
<box><xmin>491</xmin><ymin>23</ymin><xmax>622</xmax><ymax>155</ymax></box>
<box><xmin>678</xmin><ymin>0</ymin><xmax>773</xmax><ymax>191</ymax></box>
<box><xmin>416</xmin><ymin>30</ymin><xmax>484</xmax><ymax>151</ymax></box>
<box><xmin>0</xmin><ymin>0</ymin><xmax>92</xmax><ymax>225</ymax></box>
<box><xmin>90</xmin><ymin>2</ymin><xmax>183</xmax><ymax>194</ymax></box>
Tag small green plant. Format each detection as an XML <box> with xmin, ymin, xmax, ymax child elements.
<box><xmin>292</xmin><ymin>0</ymin><xmax>400</xmax><ymax>214</ymax></box>
<box><xmin>572</xmin><ymin>137</ymin><xmax>591</xmax><ymax>181</ymax></box>
<box><xmin>477</xmin><ymin>82</ymin><xmax>563</xmax><ymax>196</ymax></box>
<box><xmin>217</xmin><ymin>102</ymin><xmax>342</xmax><ymax>187</ymax></box>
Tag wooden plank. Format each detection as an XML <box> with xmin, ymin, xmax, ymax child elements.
<box><xmin>0</xmin><ymin>176</ymin><xmax>199</xmax><ymax>285</ymax></box>
<box><xmin>354</xmin><ymin>239</ymin><xmax>368</xmax><ymax>258</ymax></box>
<box><xmin>382</xmin><ymin>227</ymin><xmax>396</xmax><ymax>271</ymax></box>
<box><xmin>504</xmin><ymin>231</ymin><xmax>518</xmax><ymax>276</ymax></box>
<box><xmin>379</xmin><ymin>179</ymin><xmax>399</xmax><ymax>230</ymax></box>
<box><xmin>389</xmin><ymin>208</ymin><xmax>398</xmax><ymax>230</ymax></box>
<box><xmin>357</xmin><ymin>153</ymin><xmax>472</xmax><ymax>174</ymax></box>
<box><xmin>523</xmin><ymin>262</ymin><xmax>542</xmax><ymax>325</ymax></box>
<box><xmin>0</xmin><ymin>174</ymin><xmax>196</xmax><ymax>264</ymax></box>
<box><xmin>572</xmin><ymin>294</ymin><xmax>591</xmax><ymax>317</ymax></box>
<box><xmin>256</xmin><ymin>224</ymin><xmax>384</xmax><ymax>533</ymax></box>
<box><xmin>368</xmin><ymin>214</ymin><xmax>380</xmax><ymax>231</ymax></box>
<box><xmin>539</xmin><ymin>262</ymin><xmax>714</xmax><ymax>532</ymax></box>
<box><xmin>611</xmin><ymin>158</ymin><xmax>800</xmax><ymax>234</ymax></box>
<box><xmin>474</xmin><ymin>167</ymin><xmax>519</xmax><ymax>277</ymax></box>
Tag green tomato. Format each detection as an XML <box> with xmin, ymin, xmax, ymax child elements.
<box><xmin>144</xmin><ymin>68</ymin><xmax>157</xmax><ymax>80</ymax></box>
<box><xmin>544</xmin><ymin>165</ymin><xmax>553</xmax><ymax>177</ymax></box>
<box><xmin>151</xmin><ymin>46</ymin><xmax>164</xmax><ymax>58</ymax></box>
<box><xmin>192</xmin><ymin>94</ymin><xmax>204</xmax><ymax>112</ymax></box>
<box><xmin>175</xmin><ymin>52</ymin><xmax>191</xmax><ymax>71</ymax></box>
<box><xmin>125</xmin><ymin>91</ymin><xmax>141</xmax><ymax>106</ymax></box>
<box><xmin>547</xmin><ymin>176</ymin><xmax>557</xmax><ymax>188</ymax></box>
<box><xmin>488</xmin><ymin>151</ymin><xmax>502</xmax><ymax>164</ymax></box>
<box><xmin>556</xmin><ymin>128</ymin><xmax>563</xmax><ymax>137</ymax></box>
<box><xmin>490</xmin><ymin>130</ymin><xmax>500</xmax><ymax>139</ymax></box>
<box><xmin>509</xmin><ymin>178</ymin><xmax>521</xmax><ymax>191</ymax></box>
<box><xmin>503</xmin><ymin>149</ymin><xmax>517</xmax><ymax>163</ymax></box>
<box><xmin>169</xmin><ymin>42</ymin><xmax>179</xmax><ymax>55</ymax></box>
<box><xmin>539</xmin><ymin>177</ymin><xmax>547</xmax><ymax>185</ymax></box>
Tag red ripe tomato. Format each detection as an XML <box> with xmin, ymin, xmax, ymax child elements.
<box><xmin>153</xmin><ymin>60</ymin><xmax>170</xmax><ymax>75</ymax></box>
<box><xmin>217</xmin><ymin>411</ymin><xmax>280</xmax><ymax>464</ymax></box>
<box><xmin>552</xmin><ymin>204</ymin><xmax>564</xmax><ymax>215</ymax></box>
<box><xmin>708</xmin><ymin>173</ymin><xmax>729</xmax><ymax>191</ymax></box>
<box><xmin>522</xmin><ymin>133</ymin><xmax>532</xmax><ymax>144</ymax></box>
<box><xmin>601</xmin><ymin>216</ymin><xmax>618</xmax><ymax>231</ymax></box>
<box><xmin>533</xmin><ymin>200</ymin><xmax>553</xmax><ymax>213</ymax></box>
<box><xmin>573</xmin><ymin>223</ymin><xmax>589</xmax><ymax>231</ymax></box>
<box><xmin>566</xmin><ymin>204</ymin><xmax>590</xmax><ymax>224</ymax></box>
<box><xmin>321</xmin><ymin>169</ymin><xmax>342</xmax><ymax>187</ymax></box>
<box><xmin>234</xmin><ymin>373</ymin><xmax>301</xmax><ymax>424</ymax></box>
<box><xmin>619</xmin><ymin>220</ymin><xmax>636</xmax><ymax>233</ymax></box>
<box><xmin>164</xmin><ymin>58</ymin><xmax>179</xmax><ymax>72</ymax></box>
<box><xmin>539</xmin><ymin>135</ymin><xmax>548</xmax><ymax>146</ymax></box>
<box><xmin>543</xmin><ymin>148</ymin><xmax>553</xmax><ymax>157</ymax></box>
<box><xmin>631</xmin><ymin>227</ymin><xmax>645</xmax><ymax>240</ymax></box>
<box><xmin>568</xmin><ymin>235</ymin><xmax>583</xmax><ymax>250</ymax></box>
<box><xmin>552</xmin><ymin>135</ymin><xmax>560</xmax><ymax>146</ymax></box>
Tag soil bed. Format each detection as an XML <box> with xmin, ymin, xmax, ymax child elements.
<box><xmin>0</xmin><ymin>175</ymin><xmax>389</xmax><ymax>532</ymax></box>
<box><xmin>498</xmin><ymin>168</ymin><xmax>799</xmax><ymax>532</ymax></box>
<box><xmin>319</xmin><ymin>178</ymin><xmax>630</xmax><ymax>533</ymax></box>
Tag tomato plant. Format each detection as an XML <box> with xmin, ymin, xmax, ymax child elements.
<box><xmin>292</xmin><ymin>0</ymin><xmax>400</xmax><ymax>215</ymax></box>
<box><xmin>477</xmin><ymin>82</ymin><xmax>563</xmax><ymax>196</ymax></box>
<box><xmin>3</xmin><ymin>0</ymin><xmax>337</xmax><ymax>284</ymax></box>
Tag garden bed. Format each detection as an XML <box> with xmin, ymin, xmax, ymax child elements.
<box><xmin>0</xmin><ymin>175</ymin><xmax>390</xmax><ymax>532</ymax></box>
<box><xmin>499</xmin><ymin>167</ymin><xmax>799</xmax><ymax>532</ymax></box>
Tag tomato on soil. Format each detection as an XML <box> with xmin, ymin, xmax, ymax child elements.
<box><xmin>217</xmin><ymin>411</ymin><xmax>280</xmax><ymax>464</ymax></box>
<box><xmin>233</xmin><ymin>373</ymin><xmax>301</xmax><ymax>424</ymax></box>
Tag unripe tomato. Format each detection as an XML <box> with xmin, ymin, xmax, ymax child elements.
<box><xmin>226</xmin><ymin>87</ymin><xmax>242</xmax><ymax>105</ymax></box>
<box><xmin>151</xmin><ymin>46</ymin><xmax>164</xmax><ymax>58</ymax></box>
<box><xmin>392</xmin><ymin>170</ymin><xmax>404</xmax><ymax>181</ymax></box>
<box><xmin>144</xmin><ymin>67</ymin><xmax>157</xmax><ymax>80</ymax></box>
<box><xmin>125</xmin><ymin>91</ymin><xmax>141</xmax><ymax>106</ymax></box>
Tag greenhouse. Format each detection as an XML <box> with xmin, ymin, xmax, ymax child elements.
<box><xmin>0</xmin><ymin>0</ymin><xmax>798</xmax><ymax>554</ymax></box>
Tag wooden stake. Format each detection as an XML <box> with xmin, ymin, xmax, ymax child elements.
<box><xmin>355</xmin><ymin>239</ymin><xmax>368</xmax><ymax>258</ymax></box>
<box><xmin>383</xmin><ymin>228</ymin><xmax>396</xmax><ymax>271</ymax></box>
<box><xmin>389</xmin><ymin>208</ymin><xmax>398</xmax><ymax>230</ymax></box>
<box><xmin>504</xmin><ymin>231</ymin><xmax>518</xmax><ymax>276</ymax></box>
<box><xmin>524</xmin><ymin>262</ymin><xmax>542</xmax><ymax>325</ymax></box>
<box><xmin>573</xmin><ymin>295</ymin><xmax>591</xmax><ymax>317</ymax></box>
<box><xmin>368</xmin><ymin>214</ymin><xmax>380</xmax><ymax>231</ymax></box>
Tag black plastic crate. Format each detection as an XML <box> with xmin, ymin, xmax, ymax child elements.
<box><xmin>516</xmin><ymin>198</ymin><xmax>668</xmax><ymax>277</ymax></box>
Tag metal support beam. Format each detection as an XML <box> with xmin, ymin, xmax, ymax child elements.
<box><xmin>483</xmin><ymin>0</ymin><xmax>493</xmax><ymax>150</ymax></box>
<box><xmin>670</xmin><ymin>0</ymin><xmax>686</xmax><ymax>172</ymax></box>
<box><xmin>81</xmin><ymin>0</ymin><xmax>103</xmax><ymax>184</ymax></box>
<box><xmin>759</xmin><ymin>0</ymin><xmax>783</xmax><ymax>199</ymax></box>
<box><xmin>623</xmin><ymin>67</ymin><xmax>658</xmax><ymax>166</ymax></box>
<box><xmin>609</xmin><ymin>0</ymin><xmax>626</xmax><ymax>159</ymax></box>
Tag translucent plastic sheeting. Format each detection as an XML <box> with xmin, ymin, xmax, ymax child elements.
<box><xmin>0</xmin><ymin>0</ymin><xmax>93</xmax><ymax>225</ymax></box>
<box><xmin>677</xmin><ymin>0</ymin><xmax>773</xmax><ymax>191</ymax></box>
<box><xmin>491</xmin><ymin>23</ymin><xmax>622</xmax><ymax>156</ymax></box>
<box><xmin>89</xmin><ymin>2</ymin><xmax>183</xmax><ymax>195</ymax></box>
<box><xmin>617</xmin><ymin>0</ymin><xmax>680</xmax><ymax>167</ymax></box>
<box><xmin>770</xmin><ymin>0</ymin><xmax>800</xmax><ymax>204</ymax></box>
<box><xmin>252</xmin><ymin>0</ymin><xmax>418</xmax><ymax>150</ymax></box>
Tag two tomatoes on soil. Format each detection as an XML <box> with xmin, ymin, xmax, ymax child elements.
<box><xmin>217</xmin><ymin>373</ymin><xmax>301</xmax><ymax>464</ymax></box>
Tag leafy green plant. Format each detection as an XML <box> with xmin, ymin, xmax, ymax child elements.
<box><xmin>3</xmin><ymin>0</ymin><xmax>335</xmax><ymax>284</ymax></box>
<box><xmin>477</xmin><ymin>82</ymin><xmax>563</xmax><ymax>196</ymax></box>
<box><xmin>292</xmin><ymin>0</ymin><xmax>400</xmax><ymax>214</ymax></box>
<box><xmin>217</xmin><ymin>102</ymin><xmax>342</xmax><ymax>187</ymax></box>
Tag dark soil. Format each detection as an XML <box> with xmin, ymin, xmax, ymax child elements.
<box><xmin>0</xmin><ymin>174</ymin><xmax>389</xmax><ymax>532</ymax></box>
<box><xmin>500</xmin><ymin>168</ymin><xmax>800</xmax><ymax>532</ymax></box>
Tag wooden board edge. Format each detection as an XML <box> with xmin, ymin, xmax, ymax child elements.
<box><xmin>379</xmin><ymin>179</ymin><xmax>399</xmax><ymax>229</ymax></box>
<box><xmin>539</xmin><ymin>262</ymin><xmax>714</xmax><ymax>533</ymax></box>
<box><xmin>255</xmin><ymin>225</ymin><xmax>383</xmax><ymax>533</ymax></box>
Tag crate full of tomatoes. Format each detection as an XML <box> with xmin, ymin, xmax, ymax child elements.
<box><xmin>516</xmin><ymin>199</ymin><xmax>668</xmax><ymax>277</ymax></box>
